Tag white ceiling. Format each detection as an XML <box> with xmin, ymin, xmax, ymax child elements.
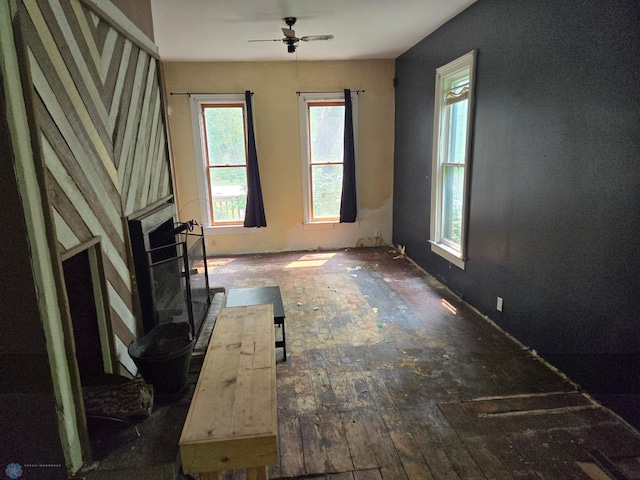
<box><xmin>150</xmin><ymin>0</ymin><xmax>476</xmax><ymax>62</ymax></box>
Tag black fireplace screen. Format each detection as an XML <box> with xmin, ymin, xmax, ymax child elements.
<box><xmin>146</xmin><ymin>222</ymin><xmax>210</xmax><ymax>337</ymax></box>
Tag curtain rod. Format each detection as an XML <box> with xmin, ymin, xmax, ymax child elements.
<box><xmin>170</xmin><ymin>91</ymin><xmax>362</xmax><ymax>96</ymax></box>
<box><xmin>170</xmin><ymin>92</ymin><xmax>254</xmax><ymax>96</ymax></box>
<box><xmin>296</xmin><ymin>90</ymin><xmax>365</xmax><ymax>95</ymax></box>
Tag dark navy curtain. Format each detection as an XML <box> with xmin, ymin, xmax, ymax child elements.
<box><xmin>340</xmin><ymin>89</ymin><xmax>357</xmax><ymax>222</ymax></box>
<box><xmin>243</xmin><ymin>91</ymin><xmax>267</xmax><ymax>227</ymax></box>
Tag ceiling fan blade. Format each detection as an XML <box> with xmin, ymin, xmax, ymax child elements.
<box><xmin>248</xmin><ymin>39</ymin><xmax>281</xmax><ymax>42</ymax></box>
<box><xmin>282</xmin><ymin>27</ymin><xmax>296</xmax><ymax>38</ymax></box>
<box><xmin>300</xmin><ymin>35</ymin><xmax>334</xmax><ymax>42</ymax></box>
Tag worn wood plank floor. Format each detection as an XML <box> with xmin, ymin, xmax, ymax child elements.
<box><xmin>203</xmin><ymin>247</ymin><xmax>640</xmax><ymax>480</ymax></box>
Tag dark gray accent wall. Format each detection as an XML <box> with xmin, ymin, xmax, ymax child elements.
<box><xmin>393</xmin><ymin>0</ymin><xmax>640</xmax><ymax>392</ymax></box>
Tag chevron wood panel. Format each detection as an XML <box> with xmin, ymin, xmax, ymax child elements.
<box><xmin>20</xmin><ymin>0</ymin><xmax>173</xmax><ymax>373</ymax></box>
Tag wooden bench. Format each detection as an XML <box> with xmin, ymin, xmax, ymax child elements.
<box><xmin>179</xmin><ymin>304</ymin><xmax>278</xmax><ymax>480</ymax></box>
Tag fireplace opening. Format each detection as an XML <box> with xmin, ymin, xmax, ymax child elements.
<box><xmin>128</xmin><ymin>202</ymin><xmax>211</xmax><ymax>339</ymax></box>
<box><xmin>147</xmin><ymin>222</ymin><xmax>211</xmax><ymax>337</ymax></box>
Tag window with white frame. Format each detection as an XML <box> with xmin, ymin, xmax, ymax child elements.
<box><xmin>190</xmin><ymin>94</ymin><xmax>249</xmax><ymax>226</ymax></box>
<box><xmin>430</xmin><ymin>50</ymin><xmax>476</xmax><ymax>269</ymax></box>
<box><xmin>298</xmin><ymin>92</ymin><xmax>357</xmax><ymax>223</ymax></box>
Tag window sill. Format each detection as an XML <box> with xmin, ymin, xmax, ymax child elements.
<box><xmin>302</xmin><ymin>221</ymin><xmax>360</xmax><ymax>231</ymax></box>
<box><xmin>429</xmin><ymin>241</ymin><xmax>466</xmax><ymax>270</ymax></box>
<box><xmin>203</xmin><ymin>225</ymin><xmax>264</xmax><ymax>235</ymax></box>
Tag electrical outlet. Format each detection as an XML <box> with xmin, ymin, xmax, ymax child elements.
<box><xmin>374</xmin><ymin>229</ymin><xmax>381</xmax><ymax>237</ymax></box>
<box><xmin>496</xmin><ymin>296</ymin><xmax>504</xmax><ymax>312</ymax></box>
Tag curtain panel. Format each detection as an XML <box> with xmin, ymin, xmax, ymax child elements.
<box><xmin>339</xmin><ymin>89</ymin><xmax>357</xmax><ymax>223</ymax></box>
<box><xmin>243</xmin><ymin>91</ymin><xmax>267</xmax><ymax>227</ymax></box>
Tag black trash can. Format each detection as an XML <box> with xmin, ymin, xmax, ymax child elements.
<box><xmin>128</xmin><ymin>322</ymin><xmax>195</xmax><ymax>397</ymax></box>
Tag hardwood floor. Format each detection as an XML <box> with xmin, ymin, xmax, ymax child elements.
<box><xmin>205</xmin><ymin>247</ymin><xmax>640</xmax><ymax>480</ymax></box>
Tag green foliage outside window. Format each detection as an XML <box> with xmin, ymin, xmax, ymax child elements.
<box><xmin>203</xmin><ymin>105</ymin><xmax>248</xmax><ymax>223</ymax></box>
<box><xmin>309</xmin><ymin>104</ymin><xmax>344</xmax><ymax>220</ymax></box>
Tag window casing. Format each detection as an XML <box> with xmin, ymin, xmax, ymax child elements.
<box><xmin>298</xmin><ymin>92</ymin><xmax>357</xmax><ymax>223</ymax></box>
<box><xmin>430</xmin><ymin>50</ymin><xmax>476</xmax><ymax>269</ymax></box>
<box><xmin>190</xmin><ymin>94</ymin><xmax>249</xmax><ymax>226</ymax></box>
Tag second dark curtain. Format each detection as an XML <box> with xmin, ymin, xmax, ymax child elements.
<box><xmin>243</xmin><ymin>90</ymin><xmax>267</xmax><ymax>228</ymax></box>
<box><xmin>340</xmin><ymin>89</ymin><xmax>357</xmax><ymax>223</ymax></box>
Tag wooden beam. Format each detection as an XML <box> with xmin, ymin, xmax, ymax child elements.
<box><xmin>78</xmin><ymin>0</ymin><xmax>158</xmax><ymax>59</ymax></box>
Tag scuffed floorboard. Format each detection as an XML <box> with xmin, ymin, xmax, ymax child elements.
<box><xmin>203</xmin><ymin>247</ymin><xmax>640</xmax><ymax>480</ymax></box>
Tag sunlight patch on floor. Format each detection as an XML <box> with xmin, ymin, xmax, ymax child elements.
<box><xmin>284</xmin><ymin>252</ymin><xmax>337</xmax><ymax>269</ymax></box>
<box><xmin>205</xmin><ymin>258</ymin><xmax>235</xmax><ymax>271</ymax></box>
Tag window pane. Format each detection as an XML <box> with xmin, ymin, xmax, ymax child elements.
<box><xmin>311</xmin><ymin>164</ymin><xmax>343</xmax><ymax>219</ymax></box>
<box><xmin>203</xmin><ymin>106</ymin><xmax>246</xmax><ymax>166</ymax></box>
<box><xmin>209</xmin><ymin>167</ymin><xmax>247</xmax><ymax>222</ymax></box>
<box><xmin>442</xmin><ymin>164</ymin><xmax>464</xmax><ymax>247</ymax></box>
<box><xmin>447</xmin><ymin>98</ymin><xmax>468</xmax><ymax>164</ymax></box>
<box><xmin>309</xmin><ymin>105</ymin><xmax>344</xmax><ymax>164</ymax></box>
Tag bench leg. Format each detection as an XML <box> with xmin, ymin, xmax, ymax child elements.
<box><xmin>247</xmin><ymin>466</ymin><xmax>268</xmax><ymax>480</ymax></box>
<box><xmin>281</xmin><ymin>319</ymin><xmax>286</xmax><ymax>361</ymax></box>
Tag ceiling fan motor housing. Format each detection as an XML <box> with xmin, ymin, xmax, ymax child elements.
<box><xmin>284</xmin><ymin>17</ymin><xmax>298</xmax><ymax>52</ymax></box>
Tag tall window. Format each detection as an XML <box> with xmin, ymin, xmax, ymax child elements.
<box><xmin>430</xmin><ymin>51</ymin><xmax>476</xmax><ymax>269</ymax></box>
<box><xmin>299</xmin><ymin>93</ymin><xmax>357</xmax><ymax>223</ymax></box>
<box><xmin>191</xmin><ymin>95</ymin><xmax>249</xmax><ymax>226</ymax></box>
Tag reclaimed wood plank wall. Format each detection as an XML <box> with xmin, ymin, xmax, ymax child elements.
<box><xmin>18</xmin><ymin>0</ymin><xmax>172</xmax><ymax>374</ymax></box>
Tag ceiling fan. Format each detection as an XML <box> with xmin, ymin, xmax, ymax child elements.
<box><xmin>249</xmin><ymin>17</ymin><xmax>334</xmax><ymax>54</ymax></box>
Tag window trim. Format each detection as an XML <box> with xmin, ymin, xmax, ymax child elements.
<box><xmin>190</xmin><ymin>93</ymin><xmax>249</xmax><ymax>228</ymax></box>
<box><xmin>298</xmin><ymin>92</ymin><xmax>358</xmax><ymax>224</ymax></box>
<box><xmin>429</xmin><ymin>50</ymin><xmax>476</xmax><ymax>270</ymax></box>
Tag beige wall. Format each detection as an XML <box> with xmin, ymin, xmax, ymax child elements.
<box><xmin>164</xmin><ymin>60</ymin><xmax>395</xmax><ymax>255</ymax></box>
